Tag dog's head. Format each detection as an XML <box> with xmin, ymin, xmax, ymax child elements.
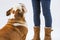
<box><xmin>6</xmin><ymin>3</ymin><xmax>27</xmax><ymax>19</ymax></box>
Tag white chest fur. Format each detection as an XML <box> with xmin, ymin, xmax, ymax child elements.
<box><xmin>13</xmin><ymin>23</ymin><xmax>27</xmax><ymax>27</ymax></box>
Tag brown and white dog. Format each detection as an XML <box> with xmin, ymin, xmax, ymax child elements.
<box><xmin>0</xmin><ymin>3</ymin><xmax>28</xmax><ymax>40</ymax></box>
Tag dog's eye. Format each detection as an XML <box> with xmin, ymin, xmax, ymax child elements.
<box><xmin>22</xmin><ymin>6</ymin><xmax>24</xmax><ymax>7</ymax></box>
<box><xmin>21</xmin><ymin>4</ymin><xmax>25</xmax><ymax>7</ymax></box>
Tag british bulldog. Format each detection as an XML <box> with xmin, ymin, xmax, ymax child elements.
<box><xmin>0</xmin><ymin>3</ymin><xmax>28</xmax><ymax>40</ymax></box>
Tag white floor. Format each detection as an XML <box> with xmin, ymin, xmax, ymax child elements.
<box><xmin>0</xmin><ymin>0</ymin><xmax>60</xmax><ymax>40</ymax></box>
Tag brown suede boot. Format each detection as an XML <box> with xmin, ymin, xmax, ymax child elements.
<box><xmin>44</xmin><ymin>27</ymin><xmax>53</xmax><ymax>40</ymax></box>
<box><xmin>32</xmin><ymin>26</ymin><xmax>40</xmax><ymax>40</ymax></box>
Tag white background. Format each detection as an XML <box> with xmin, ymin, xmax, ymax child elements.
<box><xmin>0</xmin><ymin>0</ymin><xmax>60</xmax><ymax>40</ymax></box>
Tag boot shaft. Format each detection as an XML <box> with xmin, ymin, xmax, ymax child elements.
<box><xmin>44</xmin><ymin>27</ymin><xmax>53</xmax><ymax>40</ymax></box>
<box><xmin>32</xmin><ymin>26</ymin><xmax>40</xmax><ymax>40</ymax></box>
<box><xmin>34</xmin><ymin>27</ymin><xmax>40</xmax><ymax>35</ymax></box>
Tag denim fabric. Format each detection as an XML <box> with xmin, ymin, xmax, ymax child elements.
<box><xmin>32</xmin><ymin>0</ymin><xmax>52</xmax><ymax>27</ymax></box>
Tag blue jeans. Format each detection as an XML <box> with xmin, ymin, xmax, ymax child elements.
<box><xmin>32</xmin><ymin>0</ymin><xmax>52</xmax><ymax>27</ymax></box>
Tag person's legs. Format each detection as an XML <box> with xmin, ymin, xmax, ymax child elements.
<box><xmin>41</xmin><ymin>0</ymin><xmax>52</xmax><ymax>27</ymax></box>
<box><xmin>32</xmin><ymin>0</ymin><xmax>41</xmax><ymax>40</ymax></box>
<box><xmin>32</xmin><ymin>0</ymin><xmax>40</xmax><ymax>27</ymax></box>
<box><xmin>41</xmin><ymin>0</ymin><xmax>53</xmax><ymax>40</ymax></box>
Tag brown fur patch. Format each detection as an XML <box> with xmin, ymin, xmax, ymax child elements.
<box><xmin>0</xmin><ymin>24</ymin><xmax>28</xmax><ymax>40</ymax></box>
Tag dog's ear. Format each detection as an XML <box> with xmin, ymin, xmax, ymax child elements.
<box><xmin>6</xmin><ymin>8</ymin><xmax>13</xmax><ymax>16</ymax></box>
<box><xmin>21</xmin><ymin>5</ymin><xmax>27</xmax><ymax>13</ymax></box>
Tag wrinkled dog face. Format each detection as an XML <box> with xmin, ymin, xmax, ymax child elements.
<box><xmin>6</xmin><ymin>3</ymin><xmax>27</xmax><ymax>19</ymax></box>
